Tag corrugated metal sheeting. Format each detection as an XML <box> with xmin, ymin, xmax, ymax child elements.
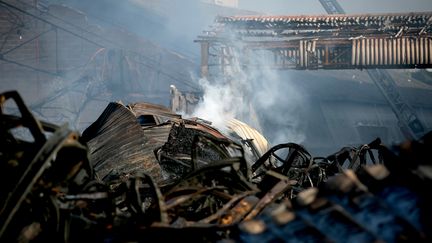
<box><xmin>82</xmin><ymin>102</ymin><xmax>165</xmax><ymax>182</ymax></box>
<box><xmin>82</xmin><ymin>102</ymin><xmax>271</xmax><ymax>185</ymax></box>
<box><xmin>299</xmin><ymin>40</ymin><xmax>317</xmax><ymax>68</ymax></box>
<box><xmin>248</xmin><ymin>37</ymin><xmax>431</xmax><ymax>69</ymax></box>
<box><xmin>225</xmin><ymin>118</ymin><xmax>270</xmax><ymax>158</ymax></box>
<box><xmin>351</xmin><ymin>37</ymin><xmax>432</xmax><ymax>67</ymax></box>
<box><xmin>198</xmin><ymin>12</ymin><xmax>432</xmax><ymax>73</ymax></box>
<box><xmin>128</xmin><ymin>102</ymin><xmax>181</xmax><ymax>124</ymax></box>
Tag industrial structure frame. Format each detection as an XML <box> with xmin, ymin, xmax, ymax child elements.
<box><xmin>317</xmin><ymin>0</ymin><xmax>426</xmax><ymax>140</ymax></box>
<box><xmin>0</xmin><ymin>0</ymin><xmax>200</xmax><ymax>130</ymax></box>
<box><xmin>196</xmin><ymin>7</ymin><xmax>432</xmax><ymax>139</ymax></box>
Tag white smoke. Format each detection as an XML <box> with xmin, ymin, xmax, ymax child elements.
<box><xmin>192</xmin><ymin>78</ymin><xmax>239</xmax><ymax>129</ymax></box>
<box><xmin>191</xmin><ymin>46</ymin><xmax>307</xmax><ymax>146</ymax></box>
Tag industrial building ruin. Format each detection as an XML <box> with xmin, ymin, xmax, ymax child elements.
<box><xmin>1</xmin><ymin>89</ymin><xmax>432</xmax><ymax>242</ymax></box>
<box><xmin>1</xmin><ymin>0</ymin><xmax>432</xmax><ymax>242</ymax></box>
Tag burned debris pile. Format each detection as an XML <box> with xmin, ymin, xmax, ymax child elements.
<box><xmin>1</xmin><ymin>91</ymin><xmax>431</xmax><ymax>242</ymax></box>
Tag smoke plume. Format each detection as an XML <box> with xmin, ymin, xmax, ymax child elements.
<box><xmin>191</xmin><ymin>46</ymin><xmax>307</xmax><ymax>146</ymax></box>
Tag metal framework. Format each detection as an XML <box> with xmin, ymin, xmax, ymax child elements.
<box><xmin>197</xmin><ymin>11</ymin><xmax>432</xmax><ymax>139</ymax></box>
<box><xmin>315</xmin><ymin>0</ymin><xmax>426</xmax><ymax>140</ymax></box>
<box><xmin>0</xmin><ymin>0</ymin><xmax>199</xmax><ymax>129</ymax></box>
<box><xmin>318</xmin><ymin>0</ymin><xmax>345</xmax><ymax>14</ymax></box>
<box><xmin>197</xmin><ymin>12</ymin><xmax>432</xmax><ymax>73</ymax></box>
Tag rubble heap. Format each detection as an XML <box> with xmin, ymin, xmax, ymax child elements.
<box><xmin>1</xmin><ymin>91</ymin><xmax>431</xmax><ymax>242</ymax></box>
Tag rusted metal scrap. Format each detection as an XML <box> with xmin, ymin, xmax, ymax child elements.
<box><xmin>0</xmin><ymin>91</ymin><xmax>93</xmax><ymax>242</ymax></box>
<box><xmin>238</xmin><ymin>133</ymin><xmax>432</xmax><ymax>242</ymax></box>
<box><xmin>1</xmin><ymin>91</ymin><xmax>432</xmax><ymax>242</ymax></box>
<box><xmin>81</xmin><ymin>101</ymin><xmax>250</xmax><ymax>186</ymax></box>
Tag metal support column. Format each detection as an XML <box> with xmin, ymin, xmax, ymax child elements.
<box><xmin>200</xmin><ymin>41</ymin><xmax>209</xmax><ymax>79</ymax></box>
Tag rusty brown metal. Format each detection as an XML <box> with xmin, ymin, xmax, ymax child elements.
<box><xmin>81</xmin><ymin>102</ymin><xmax>165</xmax><ymax>183</ymax></box>
<box><xmin>245</xmin><ymin>179</ymin><xmax>295</xmax><ymax>220</ymax></box>
<box><xmin>0</xmin><ymin>91</ymin><xmax>92</xmax><ymax>241</ymax></box>
<box><xmin>214</xmin><ymin>12</ymin><xmax>432</xmax><ymax>41</ymax></box>
<box><xmin>199</xmin><ymin>192</ymin><xmax>257</xmax><ymax>224</ymax></box>
<box><xmin>82</xmin><ymin>101</ymin><xmax>243</xmax><ymax>186</ymax></box>
<box><xmin>2</xmin><ymin>91</ymin><xmax>432</xmax><ymax>242</ymax></box>
<box><xmin>197</xmin><ymin>12</ymin><xmax>432</xmax><ymax>73</ymax></box>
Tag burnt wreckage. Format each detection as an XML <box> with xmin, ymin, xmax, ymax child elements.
<box><xmin>1</xmin><ymin>90</ymin><xmax>432</xmax><ymax>242</ymax></box>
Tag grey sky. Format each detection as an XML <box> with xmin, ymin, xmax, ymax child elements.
<box><xmin>239</xmin><ymin>0</ymin><xmax>432</xmax><ymax>15</ymax></box>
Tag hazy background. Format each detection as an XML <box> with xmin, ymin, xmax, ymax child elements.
<box><xmin>1</xmin><ymin>0</ymin><xmax>431</xmax><ymax>155</ymax></box>
<box><xmin>239</xmin><ymin>0</ymin><xmax>432</xmax><ymax>14</ymax></box>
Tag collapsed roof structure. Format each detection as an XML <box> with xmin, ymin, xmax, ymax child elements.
<box><xmin>81</xmin><ymin>100</ymin><xmax>270</xmax><ymax>184</ymax></box>
<box><xmin>1</xmin><ymin>90</ymin><xmax>431</xmax><ymax>242</ymax></box>
<box><xmin>1</xmin><ymin>0</ymin><xmax>432</xmax><ymax>242</ymax></box>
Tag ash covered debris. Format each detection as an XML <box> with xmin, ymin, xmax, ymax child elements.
<box><xmin>1</xmin><ymin>90</ymin><xmax>432</xmax><ymax>242</ymax></box>
<box><xmin>81</xmin><ymin>100</ymin><xmax>266</xmax><ymax>185</ymax></box>
<box><xmin>0</xmin><ymin>91</ymin><xmax>93</xmax><ymax>242</ymax></box>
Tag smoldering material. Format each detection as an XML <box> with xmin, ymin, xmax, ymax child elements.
<box><xmin>1</xmin><ymin>90</ymin><xmax>431</xmax><ymax>242</ymax></box>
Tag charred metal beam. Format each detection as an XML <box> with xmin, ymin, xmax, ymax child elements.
<box><xmin>1</xmin><ymin>91</ymin><xmax>432</xmax><ymax>242</ymax></box>
<box><xmin>197</xmin><ymin>12</ymin><xmax>432</xmax><ymax>76</ymax></box>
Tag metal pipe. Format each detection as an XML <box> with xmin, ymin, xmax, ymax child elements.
<box><xmin>356</xmin><ymin>39</ymin><xmax>361</xmax><ymax>65</ymax></box>
<box><xmin>411</xmin><ymin>38</ymin><xmax>416</xmax><ymax>65</ymax></box>
<box><xmin>396</xmin><ymin>38</ymin><xmax>401</xmax><ymax>65</ymax></box>
<box><xmin>401</xmin><ymin>38</ymin><xmax>406</xmax><ymax>64</ymax></box>
<box><xmin>299</xmin><ymin>40</ymin><xmax>304</xmax><ymax>67</ymax></box>
<box><xmin>416</xmin><ymin>38</ymin><xmax>420</xmax><ymax>65</ymax></box>
<box><xmin>379</xmin><ymin>38</ymin><xmax>383</xmax><ymax>65</ymax></box>
<box><xmin>366</xmin><ymin>38</ymin><xmax>370</xmax><ymax>66</ymax></box>
<box><xmin>362</xmin><ymin>38</ymin><xmax>366</xmax><ymax>66</ymax></box>
<box><xmin>428</xmin><ymin>38</ymin><xmax>432</xmax><ymax>64</ymax></box>
<box><xmin>427</xmin><ymin>38</ymin><xmax>432</xmax><ymax>64</ymax></box>
<box><xmin>420</xmin><ymin>38</ymin><xmax>424</xmax><ymax>65</ymax></box>
<box><xmin>388</xmin><ymin>39</ymin><xmax>393</xmax><ymax>65</ymax></box>
<box><xmin>374</xmin><ymin>38</ymin><xmax>379</xmax><ymax>65</ymax></box>
<box><xmin>370</xmin><ymin>38</ymin><xmax>374</xmax><ymax>65</ymax></box>
<box><xmin>351</xmin><ymin>39</ymin><xmax>356</xmax><ymax>65</ymax></box>
<box><xmin>384</xmin><ymin>39</ymin><xmax>388</xmax><ymax>65</ymax></box>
